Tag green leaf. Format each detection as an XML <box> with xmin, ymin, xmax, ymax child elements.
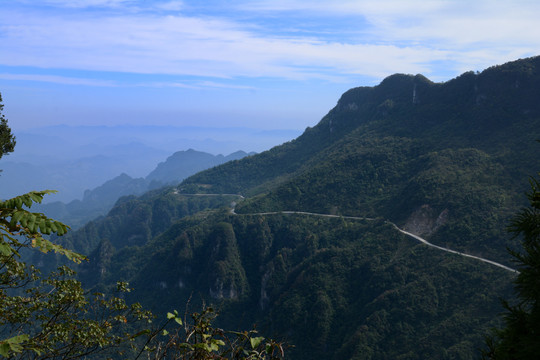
<box><xmin>209</xmin><ymin>342</ymin><xmax>220</xmax><ymax>351</ymax></box>
<box><xmin>9</xmin><ymin>210</ymin><xmax>24</xmax><ymax>227</ymax></box>
<box><xmin>37</xmin><ymin>219</ymin><xmax>48</xmax><ymax>234</ymax></box>
<box><xmin>0</xmin><ymin>334</ymin><xmax>30</xmax><ymax>356</ymax></box>
<box><xmin>31</xmin><ymin>237</ymin><xmax>85</xmax><ymax>263</ymax></box>
<box><xmin>19</xmin><ymin>214</ymin><xmax>28</xmax><ymax>227</ymax></box>
<box><xmin>49</xmin><ymin>221</ymin><xmax>58</xmax><ymax>233</ymax></box>
<box><xmin>130</xmin><ymin>330</ymin><xmax>151</xmax><ymax>339</ymax></box>
<box><xmin>26</xmin><ymin>215</ymin><xmax>36</xmax><ymax>233</ymax></box>
<box><xmin>250</xmin><ymin>336</ymin><xmax>265</xmax><ymax>349</ymax></box>
<box><xmin>162</xmin><ymin>329</ymin><xmax>169</xmax><ymax>336</ymax></box>
<box><xmin>0</xmin><ymin>242</ymin><xmax>12</xmax><ymax>256</ymax></box>
<box><xmin>28</xmin><ymin>192</ymin><xmax>43</xmax><ymax>203</ymax></box>
<box><xmin>0</xmin><ymin>343</ymin><xmax>10</xmax><ymax>357</ymax></box>
<box><xmin>193</xmin><ymin>343</ymin><xmax>212</xmax><ymax>352</ymax></box>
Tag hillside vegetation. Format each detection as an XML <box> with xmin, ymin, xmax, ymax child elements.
<box><xmin>60</xmin><ymin>56</ymin><xmax>540</xmax><ymax>359</ymax></box>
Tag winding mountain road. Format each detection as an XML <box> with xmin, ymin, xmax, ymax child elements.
<box><xmin>390</xmin><ymin>225</ymin><xmax>518</xmax><ymax>273</ymax></box>
<box><xmin>175</xmin><ymin>191</ymin><xmax>519</xmax><ymax>274</ymax></box>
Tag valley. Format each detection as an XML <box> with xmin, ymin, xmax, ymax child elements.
<box><xmin>3</xmin><ymin>2</ymin><xmax>540</xmax><ymax>358</ymax></box>
<box><xmin>7</xmin><ymin>56</ymin><xmax>540</xmax><ymax>359</ymax></box>
<box><xmin>187</xmin><ymin>191</ymin><xmax>518</xmax><ymax>273</ymax></box>
<box><xmin>238</xmin><ymin>211</ymin><xmax>519</xmax><ymax>274</ymax></box>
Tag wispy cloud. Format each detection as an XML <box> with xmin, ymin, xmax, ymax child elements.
<box><xmin>195</xmin><ymin>81</ymin><xmax>254</xmax><ymax>90</ymax></box>
<box><xmin>0</xmin><ymin>73</ymin><xmax>117</xmax><ymax>86</ymax></box>
<box><xmin>155</xmin><ymin>1</ymin><xmax>184</xmax><ymax>12</ymax></box>
<box><xmin>237</xmin><ymin>0</ymin><xmax>540</xmax><ymax>70</ymax></box>
<box><xmin>140</xmin><ymin>80</ymin><xmax>254</xmax><ymax>90</ymax></box>
<box><xmin>1</xmin><ymin>0</ymin><xmax>539</xmax><ymax>85</ymax></box>
<box><xmin>18</xmin><ymin>0</ymin><xmax>134</xmax><ymax>8</ymax></box>
<box><xmin>0</xmin><ymin>73</ymin><xmax>258</xmax><ymax>91</ymax></box>
<box><xmin>0</xmin><ymin>10</ymin><xmax>444</xmax><ymax>81</ymax></box>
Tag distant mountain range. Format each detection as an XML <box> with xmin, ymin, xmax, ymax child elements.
<box><xmin>0</xmin><ymin>125</ymin><xmax>299</xmax><ymax>203</ymax></box>
<box><xmin>34</xmin><ymin>149</ymin><xmax>254</xmax><ymax>228</ymax></box>
<box><xmin>48</xmin><ymin>56</ymin><xmax>540</xmax><ymax>359</ymax></box>
<box><xmin>147</xmin><ymin>149</ymin><xmax>253</xmax><ymax>183</ymax></box>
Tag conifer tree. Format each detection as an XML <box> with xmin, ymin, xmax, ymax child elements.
<box><xmin>0</xmin><ymin>92</ymin><xmax>15</xmax><ymax>161</ymax></box>
<box><xmin>483</xmin><ymin>171</ymin><xmax>540</xmax><ymax>359</ymax></box>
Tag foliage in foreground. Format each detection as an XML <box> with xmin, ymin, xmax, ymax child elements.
<box><xmin>0</xmin><ymin>190</ymin><xmax>286</xmax><ymax>359</ymax></box>
<box><xmin>143</xmin><ymin>307</ymin><xmax>286</xmax><ymax>360</ymax></box>
<box><xmin>0</xmin><ymin>190</ymin><xmax>153</xmax><ymax>358</ymax></box>
<box><xmin>483</xmin><ymin>172</ymin><xmax>540</xmax><ymax>359</ymax></box>
<box><xmin>0</xmin><ymin>92</ymin><xmax>15</xmax><ymax>161</ymax></box>
<box><xmin>0</xmin><ymin>91</ymin><xmax>285</xmax><ymax>359</ymax></box>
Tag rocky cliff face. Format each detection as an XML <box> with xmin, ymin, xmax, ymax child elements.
<box><xmin>403</xmin><ymin>204</ymin><xmax>449</xmax><ymax>237</ymax></box>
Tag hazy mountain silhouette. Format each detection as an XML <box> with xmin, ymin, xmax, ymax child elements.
<box><xmin>53</xmin><ymin>57</ymin><xmax>540</xmax><ymax>359</ymax></box>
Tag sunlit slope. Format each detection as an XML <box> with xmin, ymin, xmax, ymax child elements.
<box><xmin>183</xmin><ymin>57</ymin><xmax>540</xmax><ymax>196</ymax></box>
<box><xmin>181</xmin><ymin>56</ymin><xmax>540</xmax><ymax>261</ymax></box>
<box><xmin>60</xmin><ymin>56</ymin><xmax>540</xmax><ymax>360</ymax></box>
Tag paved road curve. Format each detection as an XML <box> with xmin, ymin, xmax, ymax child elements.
<box><xmin>175</xmin><ymin>191</ymin><xmax>519</xmax><ymax>274</ymax></box>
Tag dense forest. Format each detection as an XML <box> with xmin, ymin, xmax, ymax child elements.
<box><xmin>3</xmin><ymin>56</ymin><xmax>540</xmax><ymax>359</ymax></box>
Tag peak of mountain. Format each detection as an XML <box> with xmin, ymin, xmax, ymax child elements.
<box><xmin>82</xmin><ymin>173</ymin><xmax>150</xmax><ymax>204</ymax></box>
<box><xmin>58</xmin><ymin>57</ymin><xmax>540</xmax><ymax>360</ymax></box>
<box><xmin>36</xmin><ymin>149</ymin><xmax>252</xmax><ymax>228</ymax></box>
<box><xmin>182</xmin><ymin>56</ymin><xmax>540</xmax><ymax>197</ymax></box>
<box><xmin>225</xmin><ymin>150</ymin><xmax>254</xmax><ymax>160</ymax></box>
<box><xmin>146</xmin><ymin>149</ymin><xmax>253</xmax><ymax>184</ymax></box>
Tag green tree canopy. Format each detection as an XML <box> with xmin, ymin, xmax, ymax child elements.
<box><xmin>0</xmin><ymin>98</ymin><xmax>285</xmax><ymax>359</ymax></box>
<box><xmin>0</xmin><ymin>190</ymin><xmax>154</xmax><ymax>358</ymax></box>
<box><xmin>0</xmin><ymin>191</ymin><xmax>287</xmax><ymax>359</ymax></box>
<box><xmin>0</xmin><ymin>92</ymin><xmax>16</xmax><ymax>160</ymax></box>
<box><xmin>483</xmin><ymin>171</ymin><xmax>540</xmax><ymax>359</ymax></box>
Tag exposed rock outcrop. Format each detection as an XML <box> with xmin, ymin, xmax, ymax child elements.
<box><xmin>403</xmin><ymin>204</ymin><xmax>449</xmax><ymax>237</ymax></box>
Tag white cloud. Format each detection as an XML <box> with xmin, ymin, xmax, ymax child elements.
<box><xmin>240</xmin><ymin>0</ymin><xmax>432</xmax><ymax>14</ymax></box>
<box><xmin>138</xmin><ymin>80</ymin><xmax>254</xmax><ymax>90</ymax></box>
<box><xmin>0</xmin><ymin>73</ymin><xmax>117</xmax><ymax>86</ymax></box>
<box><xmin>0</xmin><ymin>9</ymin><xmax>446</xmax><ymax>81</ymax></box>
<box><xmin>156</xmin><ymin>1</ymin><xmax>184</xmax><ymax>11</ymax></box>
<box><xmin>241</xmin><ymin>0</ymin><xmax>540</xmax><ymax>76</ymax></box>
<box><xmin>25</xmin><ymin>0</ymin><xmax>134</xmax><ymax>8</ymax></box>
<box><xmin>242</xmin><ymin>0</ymin><xmax>540</xmax><ymax>43</ymax></box>
<box><xmin>0</xmin><ymin>72</ymin><xmax>257</xmax><ymax>90</ymax></box>
<box><xmin>1</xmin><ymin>0</ymin><xmax>539</xmax><ymax>84</ymax></box>
<box><xmin>195</xmin><ymin>81</ymin><xmax>254</xmax><ymax>90</ymax></box>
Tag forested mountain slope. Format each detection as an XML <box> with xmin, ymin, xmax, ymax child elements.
<box><xmin>182</xmin><ymin>56</ymin><xmax>540</xmax><ymax>261</ymax></box>
<box><xmin>183</xmin><ymin>58</ymin><xmax>539</xmax><ymax>196</ymax></box>
<box><xmin>64</xmin><ymin>56</ymin><xmax>540</xmax><ymax>359</ymax></box>
<box><xmin>32</xmin><ymin>149</ymin><xmax>253</xmax><ymax>229</ymax></box>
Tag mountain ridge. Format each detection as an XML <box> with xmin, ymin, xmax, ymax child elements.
<box><xmin>34</xmin><ymin>149</ymin><xmax>253</xmax><ymax>228</ymax></box>
<box><xmin>183</xmin><ymin>56</ymin><xmax>540</xmax><ymax>196</ymax></box>
<box><xmin>57</xmin><ymin>56</ymin><xmax>540</xmax><ymax>359</ymax></box>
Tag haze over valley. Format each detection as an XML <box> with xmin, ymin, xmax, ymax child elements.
<box><xmin>0</xmin><ymin>125</ymin><xmax>299</xmax><ymax>203</ymax></box>
<box><xmin>15</xmin><ymin>56</ymin><xmax>540</xmax><ymax>359</ymax></box>
<box><xmin>1</xmin><ymin>1</ymin><xmax>540</xmax><ymax>359</ymax></box>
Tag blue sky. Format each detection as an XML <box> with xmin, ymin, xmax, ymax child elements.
<box><xmin>1</xmin><ymin>0</ymin><xmax>540</xmax><ymax>131</ymax></box>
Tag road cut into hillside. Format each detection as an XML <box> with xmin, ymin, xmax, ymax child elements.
<box><xmin>175</xmin><ymin>191</ymin><xmax>519</xmax><ymax>274</ymax></box>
